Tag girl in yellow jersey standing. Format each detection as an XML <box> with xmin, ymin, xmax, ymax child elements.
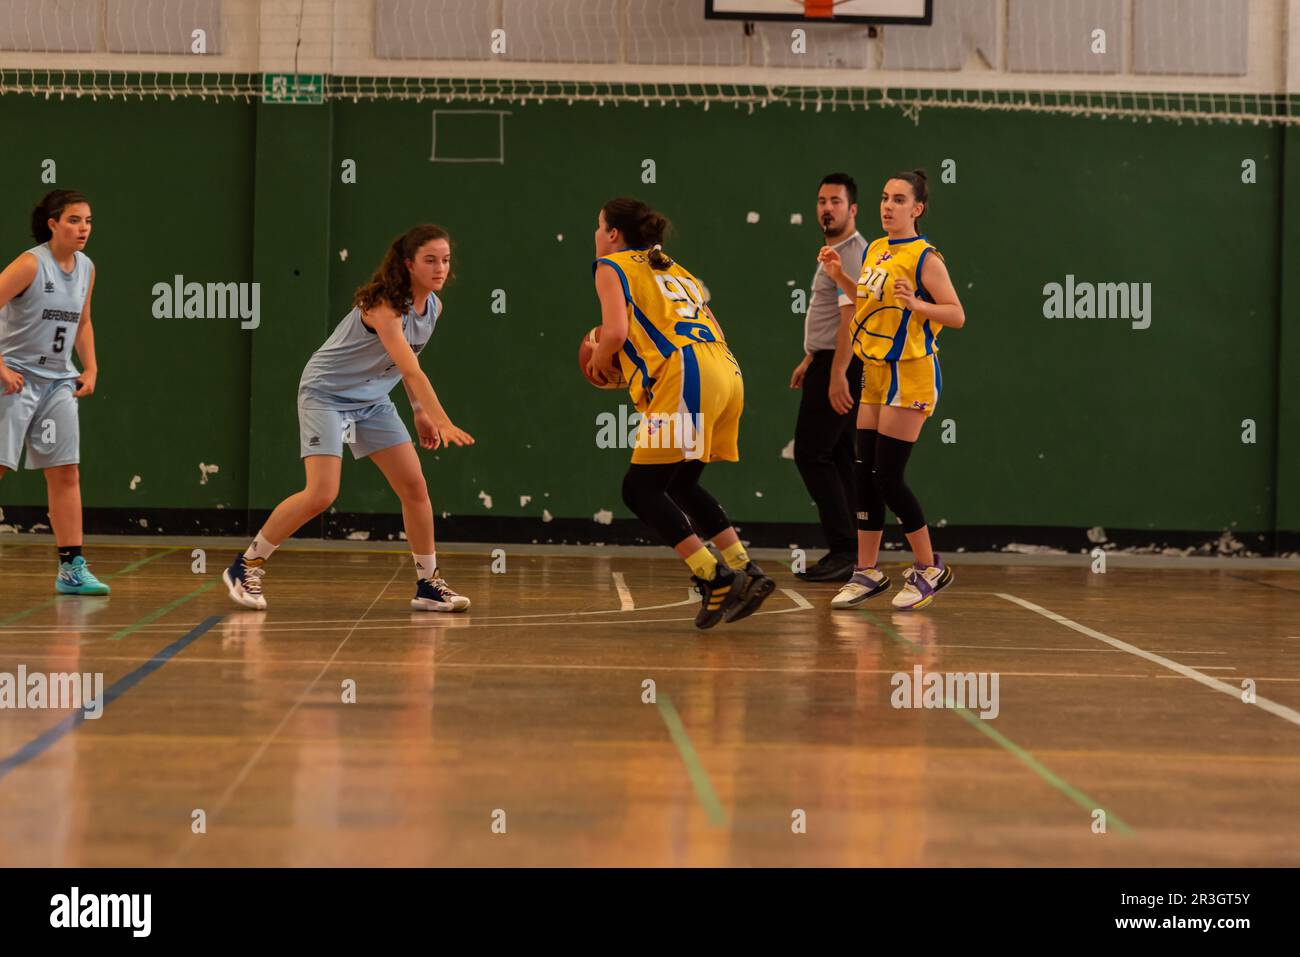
<box><xmin>586</xmin><ymin>198</ymin><xmax>774</xmax><ymax>630</ymax></box>
<box><xmin>818</xmin><ymin>170</ymin><xmax>966</xmax><ymax>611</ymax></box>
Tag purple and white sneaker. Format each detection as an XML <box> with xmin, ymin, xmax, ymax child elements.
<box><xmin>891</xmin><ymin>555</ymin><xmax>953</xmax><ymax>611</ymax></box>
<box><xmin>831</xmin><ymin>566</ymin><xmax>891</xmax><ymax>609</ymax></box>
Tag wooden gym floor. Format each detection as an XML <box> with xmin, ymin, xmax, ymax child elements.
<box><xmin>0</xmin><ymin>537</ymin><xmax>1297</xmax><ymax>867</ymax></box>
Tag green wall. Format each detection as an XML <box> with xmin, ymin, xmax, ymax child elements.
<box><xmin>0</xmin><ymin>96</ymin><xmax>253</xmax><ymax>522</ymax></box>
<box><xmin>0</xmin><ymin>93</ymin><xmax>1292</xmax><ymax>540</ymax></box>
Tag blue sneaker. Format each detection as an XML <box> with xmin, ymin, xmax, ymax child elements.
<box><xmin>222</xmin><ymin>554</ymin><xmax>268</xmax><ymax>610</ymax></box>
<box><xmin>411</xmin><ymin>570</ymin><xmax>470</xmax><ymax>612</ymax></box>
<box><xmin>55</xmin><ymin>555</ymin><xmax>111</xmax><ymax>596</ymax></box>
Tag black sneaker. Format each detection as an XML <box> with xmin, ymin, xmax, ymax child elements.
<box><xmin>725</xmin><ymin>561</ymin><xmax>776</xmax><ymax>623</ymax></box>
<box><xmin>692</xmin><ymin>564</ymin><xmax>746</xmax><ymax>630</ymax></box>
<box><xmin>798</xmin><ymin>551</ymin><xmax>857</xmax><ymax>582</ymax></box>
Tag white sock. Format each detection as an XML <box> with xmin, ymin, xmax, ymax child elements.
<box><xmin>413</xmin><ymin>553</ymin><xmax>437</xmax><ymax>580</ymax></box>
<box><xmin>244</xmin><ymin>532</ymin><xmax>278</xmax><ymax>562</ymax></box>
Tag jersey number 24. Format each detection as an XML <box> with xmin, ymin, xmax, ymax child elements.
<box><xmin>858</xmin><ymin>267</ymin><xmax>889</xmax><ymax>302</ymax></box>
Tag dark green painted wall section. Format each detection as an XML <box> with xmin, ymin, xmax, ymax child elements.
<box><xmin>1276</xmin><ymin>126</ymin><xmax>1299</xmax><ymax>536</ymax></box>
<box><xmin>248</xmin><ymin>103</ymin><xmax>334</xmax><ymax>520</ymax></box>
<box><xmin>0</xmin><ymin>96</ymin><xmax>253</xmax><ymax>525</ymax></box>
<box><xmin>0</xmin><ymin>94</ymin><xmax>1292</xmax><ymax>538</ymax></box>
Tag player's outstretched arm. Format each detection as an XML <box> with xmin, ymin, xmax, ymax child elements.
<box><xmin>368</xmin><ymin>304</ymin><xmax>474</xmax><ymax>449</ymax></box>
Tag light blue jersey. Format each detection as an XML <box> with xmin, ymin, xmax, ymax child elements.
<box><xmin>0</xmin><ymin>244</ymin><xmax>92</xmax><ymax>380</ymax></box>
<box><xmin>299</xmin><ymin>293</ymin><xmax>439</xmax><ymax>410</ymax></box>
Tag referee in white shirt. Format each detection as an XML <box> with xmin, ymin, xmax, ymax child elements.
<box><xmin>790</xmin><ymin>173</ymin><xmax>865</xmax><ymax>583</ymax></box>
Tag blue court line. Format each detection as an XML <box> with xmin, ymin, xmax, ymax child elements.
<box><xmin>0</xmin><ymin>615</ymin><xmax>223</xmax><ymax>782</ymax></box>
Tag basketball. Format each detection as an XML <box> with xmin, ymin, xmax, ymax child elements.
<box><xmin>578</xmin><ymin>326</ymin><xmax>624</xmax><ymax>389</ymax></box>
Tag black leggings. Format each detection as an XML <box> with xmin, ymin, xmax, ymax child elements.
<box><xmin>622</xmin><ymin>461</ymin><xmax>731</xmax><ymax>546</ymax></box>
<box><xmin>855</xmin><ymin>429</ymin><xmax>927</xmax><ymax>534</ymax></box>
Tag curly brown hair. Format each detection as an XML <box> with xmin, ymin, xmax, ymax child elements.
<box><xmin>353</xmin><ymin>224</ymin><xmax>451</xmax><ymax>313</ymax></box>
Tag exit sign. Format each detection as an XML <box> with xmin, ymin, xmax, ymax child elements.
<box><xmin>263</xmin><ymin>73</ymin><xmax>325</xmax><ymax>104</ymax></box>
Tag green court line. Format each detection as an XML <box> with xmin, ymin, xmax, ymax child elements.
<box><xmin>860</xmin><ymin>610</ymin><xmax>1134</xmax><ymax>835</ymax></box>
<box><xmin>108</xmin><ymin>580</ymin><xmax>218</xmax><ymax>642</ymax></box>
<box><xmin>0</xmin><ymin>546</ymin><xmax>184</xmax><ymax>627</ymax></box>
<box><xmin>657</xmin><ymin>694</ymin><xmax>728</xmax><ymax>827</ymax></box>
<box><xmin>110</xmin><ymin>546</ymin><xmax>186</xmax><ymax>578</ymax></box>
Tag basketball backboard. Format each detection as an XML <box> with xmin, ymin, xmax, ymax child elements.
<box><xmin>704</xmin><ymin>0</ymin><xmax>932</xmax><ymax>24</ymax></box>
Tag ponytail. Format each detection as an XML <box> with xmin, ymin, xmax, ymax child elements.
<box><xmin>602</xmin><ymin>197</ymin><xmax>675</xmax><ymax>270</ymax></box>
<box><xmin>648</xmin><ymin>242</ymin><xmax>674</xmax><ymax>270</ymax></box>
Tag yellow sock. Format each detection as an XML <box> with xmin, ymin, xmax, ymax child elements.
<box><xmin>720</xmin><ymin>540</ymin><xmax>750</xmax><ymax>570</ymax></box>
<box><xmin>685</xmin><ymin>546</ymin><xmax>718</xmax><ymax>580</ymax></box>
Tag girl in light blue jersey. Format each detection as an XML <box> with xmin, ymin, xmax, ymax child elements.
<box><xmin>223</xmin><ymin>225</ymin><xmax>475</xmax><ymax>612</ymax></box>
<box><xmin>0</xmin><ymin>190</ymin><xmax>108</xmax><ymax>596</ymax></box>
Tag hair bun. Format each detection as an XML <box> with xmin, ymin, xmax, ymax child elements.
<box><xmin>912</xmin><ymin>168</ymin><xmax>928</xmax><ymax>180</ymax></box>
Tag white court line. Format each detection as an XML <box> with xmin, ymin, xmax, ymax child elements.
<box><xmin>0</xmin><ymin>588</ymin><xmax>700</xmax><ymax>635</ymax></box>
<box><xmin>999</xmin><ymin>593</ymin><xmax>1300</xmax><ymax>730</ymax></box>
<box><xmin>612</xmin><ymin>571</ymin><xmax>634</xmax><ymax>610</ymax></box>
<box><xmin>173</xmin><ymin>561</ymin><xmax>406</xmax><ymax>863</ymax></box>
<box><xmin>782</xmin><ymin>588</ymin><xmax>812</xmax><ymax>610</ymax></box>
<box><xmin>4</xmin><ymin>588</ymin><xmax>813</xmax><ymax>642</ymax></box>
<box><xmin>928</xmin><ymin>643</ymin><xmax>1228</xmax><ymax>656</ymax></box>
<box><xmin>288</xmin><ymin>587</ymin><xmax>815</xmax><ymax>633</ymax></box>
<box><xmin>26</xmin><ymin>653</ymin><xmax>1300</xmax><ymax>681</ymax></box>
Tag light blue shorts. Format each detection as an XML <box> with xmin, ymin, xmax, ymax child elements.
<box><xmin>0</xmin><ymin>374</ymin><xmax>79</xmax><ymax>471</ymax></box>
<box><xmin>297</xmin><ymin>392</ymin><xmax>411</xmax><ymax>460</ymax></box>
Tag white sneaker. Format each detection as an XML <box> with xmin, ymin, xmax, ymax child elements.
<box><xmin>831</xmin><ymin>566</ymin><xmax>891</xmax><ymax>609</ymax></box>
<box><xmin>891</xmin><ymin>556</ymin><xmax>951</xmax><ymax>611</ymax></box>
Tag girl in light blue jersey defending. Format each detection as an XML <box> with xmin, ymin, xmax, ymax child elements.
<box><xmin>0</xmin><ymin>190</ymin><xmax>108</xmax><ymax>596</ymax></box>
<box><xmin>223</xmin><ymin>225</ymin><xmax>475</xmax><ymax>612</ymax></box>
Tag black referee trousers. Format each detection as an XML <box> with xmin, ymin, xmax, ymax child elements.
<box><xmin>794</xmin><ymin>350</ymin><xmax>863</xmax><ymax>555</ymax></box>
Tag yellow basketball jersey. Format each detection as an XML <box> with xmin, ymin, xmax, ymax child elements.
<box><xmin>593</xmin><ymin>249</ymin><xmax>726</xmax><ymax>404</ymax></box>
<box><xmin>851</xmin><ymin>235</ymin><xmax>942</xmax><ymax>362</ymax></box>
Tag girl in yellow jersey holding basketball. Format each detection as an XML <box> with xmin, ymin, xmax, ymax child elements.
<box><xmin>586</xmin><ymin>198</ymin><xmax>774</xmax><ymax>630</ymax></box>
<box><xmin>818</xmin><ymin>170</ymin><xmax>966</xmax><ymax>611</ymax></box>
